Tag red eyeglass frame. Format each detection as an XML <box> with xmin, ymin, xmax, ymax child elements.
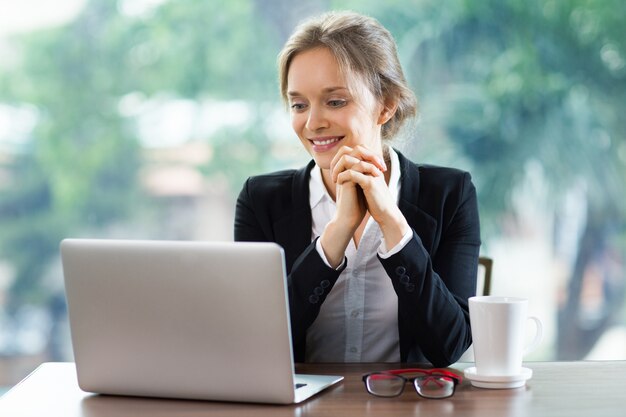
<box><xmin>362</xmin><ymin>368</ymin><xmax>463</xmax><ymax>398</ymax></box>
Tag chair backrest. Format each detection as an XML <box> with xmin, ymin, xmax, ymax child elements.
<box><xmin>478</xmin><ymin>256</ymin><xmax>493</xmax><ymax>296</ymax></box>
<box><xmin>457</xmin><ymin>256</ymin><xmax>495</xmax><ymax>362</ymax></box>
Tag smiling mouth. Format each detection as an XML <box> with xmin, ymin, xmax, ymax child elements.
<box><xmin>309</xmin><ymin>136</ymin><xmax>343</xmax><ymax>146</ymax></box>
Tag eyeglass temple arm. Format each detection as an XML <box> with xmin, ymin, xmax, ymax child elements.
<box><xmin>382</xmin><ymin>368</ymin><xmax>462</xmax><ymax>380</ymax></box>
<box><xmin>364</xmin><ymin>368</ymin><xmax>462</xmax><ymax>386</ymax></box>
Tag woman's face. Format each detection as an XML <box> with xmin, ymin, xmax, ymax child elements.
<box><xmin>286</xmin><ymin>47</ymin><xmax>387</xmax><ymax>170</ymax></box>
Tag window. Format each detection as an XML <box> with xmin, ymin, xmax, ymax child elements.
<box><xmin>1</xmin><ymin>0</ymin><xmax>624</xmax><ymax>388</ymax></box>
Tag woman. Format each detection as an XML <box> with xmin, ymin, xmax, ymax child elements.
<box><xmin>235</xmin><ymin>11</ymin><xmax>480</xmax><ymax>367</ymax></box>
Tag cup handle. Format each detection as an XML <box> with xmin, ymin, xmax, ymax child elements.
<box><xmin>523</xmin><ymin>316</ymin><xmax>543</xmax><ymax>356</ymax></box>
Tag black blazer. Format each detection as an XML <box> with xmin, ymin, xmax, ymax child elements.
<box><xmin>234</xmin><ymin>150</ymin><xmax>481</xmax><ymax>367</ymax></box>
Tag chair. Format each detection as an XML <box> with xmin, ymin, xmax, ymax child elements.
<box><xmin>478</xmin><ymin>256</ymin><xmax>493</xmax><ymax>296</ymax></box>
<box><xmin>457</xmin><ymin>256</ymin><xmax>494</xmax><ymax>362</ymax></box>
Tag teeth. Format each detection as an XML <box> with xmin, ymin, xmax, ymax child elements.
<box><xmin>313</xmin><ymin>137</ymin><xmax>340</xmax><ymax>145</ymax></box>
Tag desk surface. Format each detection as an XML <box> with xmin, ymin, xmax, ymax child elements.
<box><xmin>1</xmin><ymin>361</ymin><xmax>624</xmax><ymax>417</ymax></box>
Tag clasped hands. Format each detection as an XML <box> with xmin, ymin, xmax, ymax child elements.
<box><xmin>320</xmin><ymin>145</ymin><xmax>410</xmax><ymax>268</ymax></box>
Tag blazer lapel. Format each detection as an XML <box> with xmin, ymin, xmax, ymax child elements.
<box><xmin>273</xmin><ymin>160</ymin><xmax>315</xmax><ymax>272</ymax></box>
<box><xmin>396</xmin><ymin>151</ymin><xmax>438</xmax><ymax>253</ymax></box>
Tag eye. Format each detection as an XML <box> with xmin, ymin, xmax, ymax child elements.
<box><xmin>290</xmin><ymin>102</ymin><xmax>307</xmax><ymax>111</ymax></box>
<box><xmin>328</xmin><ymin>99</ymin><xmax>347</xmax><ymax>108</ymax></box>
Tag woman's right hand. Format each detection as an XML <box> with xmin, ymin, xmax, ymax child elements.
<box><xmin>331</xmin><ymin>145</ymin><xmax>386</xmax><ymax>227</ymax></box>
<box><xmin>319</xmin><ymin>179</ymin><xmax>365</xmax><ymax>268</ymax></box>
<box><xmin>334</xmin><ymin>171</ymin><xmax>367</xmax><ymax>231</ymax></box>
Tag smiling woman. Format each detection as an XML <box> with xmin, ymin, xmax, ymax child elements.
<box><xmin>235</xmin><ymin>11</ymin><xmax>481</xmax><ymax>367</ymax></box>
<box><xmin>286</xmin><ymin>47</ymin><xmax>386</xmax><ymax>173</ymax></box>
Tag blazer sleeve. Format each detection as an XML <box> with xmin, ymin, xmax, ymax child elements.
<box><xmin>378</xmin><ymin>171</ymin><xmax>480</xmax><ymax>367</ymax></box>
<box><xmin>234</xmin><ymin>176</ymin><xmax>346</xmax><ymax>361</ymax></box>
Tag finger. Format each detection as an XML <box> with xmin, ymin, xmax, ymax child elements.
<box><xmin>336</xmin><ymin>168</ymin><xmax>377</xmax><ymax>189</ymax></box>
<box><xmin>332</xmin><ymin>147</ymin><xmax>386</xmax><ymax>182</ymax></box>
<box><xmin>331</xmin><ymin>154</ymin><xmax>364</xmax><ymax>183</ymax></box>
<box><xmin>352</xmin><ymin>145</ymin><xmax>387</xmax><ymax>172</ymax></box>
<box><xmin>337</xmin><ymin>170</ymin><xmax>393</xmax><ymax>220</ymax></box>
<box><xmin>344</xmin><ymin>160</ymin><xmax>383</xmax><ymax>179</ymax></box>
<box><xmin>330</xmin><ymin>146</ymin><xmax>354</xmax><ymax>174</ymax></box>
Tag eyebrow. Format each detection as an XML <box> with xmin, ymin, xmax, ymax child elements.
<box><xmin>287</xmin><ymin>86</ymin><xmax>349</xmax><ymax>97</ymax></box>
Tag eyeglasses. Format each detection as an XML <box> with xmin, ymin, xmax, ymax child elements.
<box><xmin>362</xmin><ymin>368</ymin><xmax>462</xmax><ymax>399</ymax></box>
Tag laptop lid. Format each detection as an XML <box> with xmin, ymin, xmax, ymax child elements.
<box><xmin>61</xmin><ymin>239</ymin><xmax>341</xmax><ymax>404</ymax></box>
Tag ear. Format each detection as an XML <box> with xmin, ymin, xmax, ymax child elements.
<box><xmin>377</xmin><ymin>99</ymin><xmax>398</xmax><ymax>125</ymax></box>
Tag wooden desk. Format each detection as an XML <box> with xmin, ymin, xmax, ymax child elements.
<box><xmin>0</xmin><ymin>361</ymin><xmax>624</xmax><ymax>417</ymax></box>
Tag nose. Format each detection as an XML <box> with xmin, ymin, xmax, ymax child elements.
<box><xmin>305</xmin><ymin>104</ymin><xmax>329</xmax><ymax>131</ymax></box>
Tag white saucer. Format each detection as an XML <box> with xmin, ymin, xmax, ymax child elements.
<box><xmin>464</xmin><ymin>367</ymin><xmax>532</xmax><ymax>389</ymax></box>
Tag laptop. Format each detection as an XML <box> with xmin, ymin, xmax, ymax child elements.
<box><xmin>60</xmin><ymin>238</ymin><xmax>343</xmax><ymax>404</ymax></box>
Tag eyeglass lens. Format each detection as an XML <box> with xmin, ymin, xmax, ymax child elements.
<box><xmin>414</xmin><ymin>375</ymin><xmax>456</xmax><ymax>399</ymax></box>
<box><xmin>366</xmin><ymin>373</ymin><xmax>456</xmax><ymax>398</ymax></box>
<box><xmin>366</xmin><ymin>374</ymin><xmax>406</xmax><ymax>396</ymax></box>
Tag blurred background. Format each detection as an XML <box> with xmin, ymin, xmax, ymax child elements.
<box><xmin>0</xmin><ymin>0</ymin><xmax>625</xmax><ymax>391</ymax></box>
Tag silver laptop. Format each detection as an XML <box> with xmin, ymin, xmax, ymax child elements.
<box><xmin>61</xmin><ymin>239</ymin><xmax>343</xmax><ymax>404</ymax></box>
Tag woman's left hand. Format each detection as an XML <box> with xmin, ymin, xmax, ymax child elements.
<box><xmin>330</xmin><ymin>145</ymin><xmax>410</xmax><ymax>247</ymax></box>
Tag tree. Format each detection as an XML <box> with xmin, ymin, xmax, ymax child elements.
<box><xmin>372</xmin><ymin>0</ymin><xmax>626</xmax><ymax>358</ymax></box>
<box><xmin>0</xmin><ymin>0</ymin><xmax>293</xmax><ymax>332</ymax></box>
<box><xmin>0</xmin><ymin>1</ymin><xmax>141</xmax><ymax>311</ymax></box>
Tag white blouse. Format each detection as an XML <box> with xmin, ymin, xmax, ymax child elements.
<box><xmin>305</xmin><ymin>148</ymin><xmax>412</xmax><ymax>362</ymax></box>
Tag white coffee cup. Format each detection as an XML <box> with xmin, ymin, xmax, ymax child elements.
<box><xmin>469</xmin><ymin>296</ymin><xmax>542</xmax><ymax>376</ymax></box>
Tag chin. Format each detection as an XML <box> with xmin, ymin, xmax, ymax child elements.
<box><xmin>311</xmin><ymin>155</ymin><xmax>332</xmax><ymax>170</ymax></box>
<box><xmin>303</xmin><ymin>147</ymin><xmax>333</xmax><ymax>169</ymax></box>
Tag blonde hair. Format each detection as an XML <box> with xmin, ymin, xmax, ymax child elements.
<box><xmin>278</xmin><ymin>11</ymin><xmax>417</xmax><ymax>140</ymax></box>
